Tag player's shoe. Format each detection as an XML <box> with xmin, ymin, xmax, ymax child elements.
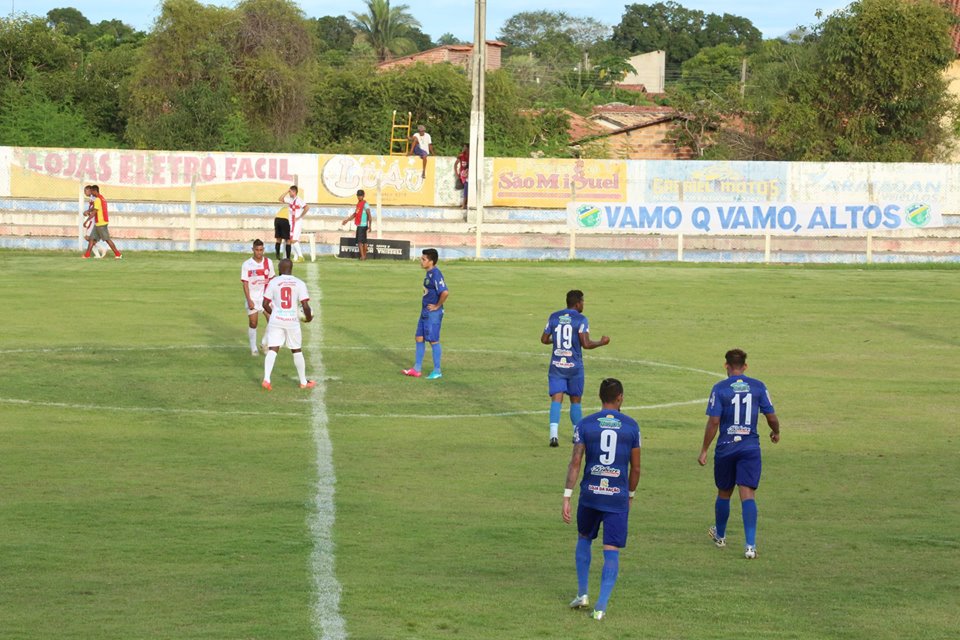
<box><xmin>261</xmin><ymin>380</ymin><xmax>272</xmax><ymax>391</ymax></box>
<box><xmin>549</xmin><ymin>437</ymin><xmax>559</xmax><ymax>447</ymax></box>
<box><xmin>114</xmin><ymin>253</ymin><xmax>122</xmax><ymax>259</ymax></box>
<box><xmin>426</xmin><ymin>370</ymin><xmax>442</xmax><ymax>380</ymax></box>
<box><xmin>569</xmin><ymin>594</ymin><xmax>589</xmax><ymax>609</ymax></box>
<box><xmin>300</xmin><ymin>380</ymin><xmax>317</xmax><ymax>389</ymax></box>
<box><xmin>82</xmin><ymin>253</ymin><xmax>91</xmax><ymax>259</ymax></box>
<box><xmin>744</xmin><ymin>545</ymin><xmax>757</xmax><ymax>559</ymax></box>
<box><xmin>251</xmin><ymin>350</ymin><xmax>259</xmax><ymax>356</ymax></box>
<box><xmin>591</xmin><ymin>610</ymin><xmax>605</xmax><ymax>621</ymax></box>
<box><xmin>402</xmin><ymin>368</ymin><xmax>422</xmax><ymax>378</ymax></box>
<box><xmin>708</xmin><ymin>526</ymin><xmax>726</xmax><ymax>548</ymax></box>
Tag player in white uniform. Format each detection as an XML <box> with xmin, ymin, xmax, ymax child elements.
<box><xmin>240</xmin><ymin>239</ymin><xmax>274</xmax><ymax>355</ymax></box>
<box><xmin>261</xmin><ymin>258</ymin><xmax>316</xmax><ymax>390</ymax></box>
<box><xmin>281</xmin><ymin>186</ymin><xmax>310</xmax><ymax>262</ymax></box>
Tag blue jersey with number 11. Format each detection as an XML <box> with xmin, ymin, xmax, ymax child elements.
<box><xmin>706</xmin><ymin>375</ymin><xmax>775</xmax><ymax>456</ymax></box>
<box><xmin>544</xmin><ymin>309</ymin><xmax>589</xmax><ymax>378</ymax></box>
<box><xmin>574</xmin><ymin>410</ymin><xmax>641</xmax><ymax>513</ymax></box>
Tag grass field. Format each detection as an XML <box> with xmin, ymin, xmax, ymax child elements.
<box><xmin>1</xmin><ymin>250</ymin><xmax>958</xmax><ymax>640</ymax></box>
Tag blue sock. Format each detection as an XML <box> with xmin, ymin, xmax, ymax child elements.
<box><xmin>715</xmin><ymin>497</ymin><xmax>731</xmax><ymax>539</ymax></box>
<box><xmin>549</xmin><ymin>401</ymin><xmax>562</xmax><ymax>438</ymax></box>
<box><xmin>431</xmin><ymin>342</ymin><xmax>442</xmax><ymax>371</ymax></box>
<box><xmin>575</xmin><ymin>537</ymin><xmax>591</xmax><ymax>597</ymax></box>
<box><xmin>414</xmin><ymin>341</ymin><xmax>425</xmax><ymax>371</ymax></box>
<box><xmin>570</xmin><ymin>402</ymin><xmax>583</xmax><ymax>426</ymax></box>
<box><xmin>595</xmin><ymin>549</ymin><xmax>620</xmax><ymax>612</ymax></box>
<box><xmin>742</xmin><ymin>499</ymin><xmax>758</xmax><ymax>546</ymax></box>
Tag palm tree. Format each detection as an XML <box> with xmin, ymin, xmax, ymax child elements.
<box><xmin>350</xmin><ymin>0</ymin><xmax>422</xmax><ymax>63</ymax></box>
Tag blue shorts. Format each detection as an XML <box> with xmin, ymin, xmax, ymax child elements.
<box><xmin>413</xmin><ymin>146</ymin><xmax>428</xmax><ymax>158</ymax></box>
<box><xmin>416</xmin><ymin>309</ymin><xmax>443</xmax><ymax>342</ymax></box>
<box><xmin>577</xmin><ymin>504</ymin><xmax>629</xmax><ymax>548</ymax></box>
<box><xmin>713</xmin><ymin>446</ymin><xmax>762</xmax><ymax>491</ymax></box>
<box><xmin>548</xmin><ymin>371</ymin><xmax>584</xmax><ymax>398</ymax></box>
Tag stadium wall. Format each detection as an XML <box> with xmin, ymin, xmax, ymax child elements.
<box><xmin>0</xmin><ymin>146</ymin><xmax>958</xmax><ymax>263</ymax></box>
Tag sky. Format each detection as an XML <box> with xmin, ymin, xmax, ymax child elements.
<box><xmin>12</xmin><ymin>1</ymin><xmax>849</xmax><ymax>41</ymax></box>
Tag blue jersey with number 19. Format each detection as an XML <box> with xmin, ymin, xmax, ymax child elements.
<box><xmin>573</xmin><ymin>410</ymin><xmax>641</xmax><ymax>513</ymax></box>
<box><xmin>544</xmin><ymin>308</ymin><xmax>589</xmax><ymax>378</ymax></box>
<box><xmin>706</xmin><ymin>375</ymin><xmax>775</xmax><ymax>457</ymax></box>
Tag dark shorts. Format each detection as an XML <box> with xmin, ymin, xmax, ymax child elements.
<box><xmin>577</xmin><ymin>504</ymin><xmax>629</xmax><ymax>548</ymax></box>
<box><xmin>548</xmin><ymin>371</ymin><xmax>584</xmax><ymax>398</ymax></box>
<box><xmin>416</xmin><ymin>309</ymin><xmax>443</xmax><ymax>342</ymax></box>
<box><xmin>714</xmin><ymin>446</ymin><xmax>762</xmax><ymax>491</ymax></box>
<box><xmin>356</xmin><ymin>225</ymin><xmax>368</xmax><ymax>244</ymax></box>
<box><xmin>274</xmin><ymin>218</ymin><xmax>290</xmax><ymax>240</ymax></box>
<box><xmin>90</xmin><ymin>225</ymin><xmax>110</xmax><ymax>241</ymax></box>
<box><xmin>413</xmin><ymin>146</ymin><xmax>428</xmax><ymax>158</ymax></box>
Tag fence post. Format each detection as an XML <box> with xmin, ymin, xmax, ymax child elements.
<box><xmin>78</xmin><ymin>184</ymin><xmax>85</xmax><ymax>252</ymax></box>
<box><xmin>189</xmin><ymin>173</ymin><xmax>198</xmax><ymax>252</ymax></box>
<box><xmin>309</xmin><ymin>233</ymin><xmax>316</xmax><ymax>262</ymax></box>
<box><xmin>764</xmin><ymin>233</ymin><xmax>771</xmax><ymax>264</ymax></box>
<box><xmin>568</xmin><ymin>182</ymin><xmax>577</xmax><ymax>260</ymax></box>
<box><xmin>677</xmin><ymin>232</ymin><xmax>684</xmax><ymax>262</ymax></box>
<box><xmin>866</xmin><ymin>231</ymin><xmax>873</xmax><ymax>264</ymax></box>
<box><xmin>376</xmin><ymin>173</ymin><xmax>383</xmax><ymax>240</ymax></box>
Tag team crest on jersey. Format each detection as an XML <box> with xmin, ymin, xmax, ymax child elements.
<box><xmin>588</xmin><ymin>478</ymin><xmax>621</xmax><ymax>496</ymax></box>
<box><xmin>590</xmin><ymin>464</ymin><xmax>621</xmax><ymax>478</ymax></box>
<box><xmin>731</xmin><ymin>379</ymin><xmax>750</xmax><ymax>393</ymax></box>
<box><xmin>597</xmin><ymin>415</ymin><xmax>622</xmax><ymax>429</ymax></box>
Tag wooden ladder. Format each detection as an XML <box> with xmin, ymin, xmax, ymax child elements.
<box><xmin>389</xmin><ymin>110</ymin><xmax>412</xmax><ymax>156</ymax></box>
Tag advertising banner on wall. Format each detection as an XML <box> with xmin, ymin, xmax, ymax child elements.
<box><xmin>6</xmin><ymin>147</ymin><xmax>318</xmax><ymax>202</ymax></box>
<box><xmin>318</xmin><ymin>154</ymin><xmax>434</xmax><ymax>206</ymax></box>
<box><xmin>567</xmin><ymin>201</ymin><xmax>944</xmax><ymax>235</ymax></box>
<box><xmin>641</xmin><ymin>161</ymin><xmax>789</xmax><ymax>203</ymax></box>
<box><xmin>492</xmin><ymin>158</ymin><xmax>626</xmax><ymax>208</ymax></box>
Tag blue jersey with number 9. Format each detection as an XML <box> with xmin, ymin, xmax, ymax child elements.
<box><xmin>573</xmin><ymin>410</ymin><xmax>641</xmax><ymax>513</ymax></box>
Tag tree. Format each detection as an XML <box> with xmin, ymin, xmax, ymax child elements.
<box><xmin>350</xmin><ymin>0</ymin><xmax>422</xmax><ymax>63</ymax></box>
<box><xmin>436</xmin><ymin>33</ymin><xmax>462</xmax><ymax>46</ymax></box>
<box><xmin>313</xmin><ymin>15</ymin><xmax>355</xmax><ymax>52</ymax></box>
<box><xmin>46</xmin><ymin>7</ymin><xmax>91</xmax><ymax>36</ymax></box>
<box><xmin>499</xmin><ymin>11</ymin><xmax>610</xmax><ymax>64</ymax></box>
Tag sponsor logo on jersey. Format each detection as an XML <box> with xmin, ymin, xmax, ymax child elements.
<box><xmin>726</xmin><ymin>426</ymin><xmax>751</xmax><ymax>435</ymax></box>
<box><xmin>588</xmin><ymin>477</ymin><xmax>621</xmax><ymax>496</ymax></box>
<box><xmin>558</xmin><ymin>313</ymin><xmax>572</xmax><ymax>325</ymax></box>
<box><xmin>731</xmin><ymin>379</ymin><xmax>750</xmax><ymax>393</ymax></box>
<box><xmin>553</xmin><ymin>348</ymin><xmax>573</xmax><ymax>357</ymax></box>
<box><xmin>552</xmin><ymin>357</ymin><xmax>575</xmax><ymax>369</ymax></box>
<box><xmin>590</xmin><ymin>464</ymin><xmax>621</xmax><ymax>478</ymax></box>
<box><xmin>598</xmin><ymin>415</ymin><xmax>622</xmax><ymax>429</ymax></box>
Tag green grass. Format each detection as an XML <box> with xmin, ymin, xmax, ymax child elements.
<box><xmin>1</xmin><ymin>251</ymin><xmax>959</xmax><ymax>639</ymax></box>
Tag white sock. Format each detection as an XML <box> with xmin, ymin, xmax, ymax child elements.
<box><xmin>550</xmin><ymin>423</ymin><xmax>559</xmax><ymax>439</ymax></box>
<box><xmin>293</xmin><ymin>352</ymin><xmax>307</xmax><ymax>384</ymax></box>
<box><xmin>248</xmin><ymin>327</ymin><xmax>257</xmax><ymax>352</ymax></box>
<box><xmin>263</xmin><ymin>350</ymin><xmax>277</xmax><ymax>383</ymax></box>
<box><xmin>293</xmin><ymin>243</ymin><xmax>303</xmax><ymax>259</ymax></box>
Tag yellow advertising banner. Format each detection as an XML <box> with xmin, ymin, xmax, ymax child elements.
<box><xmin>7</xmin><ymin>148</ymin><xmax>312</xmax><ymax>202</ymax></box>
<box><xmin>493</xmin><ymin>158</ymin><xmax>627</xmax><ymax>208</ymax></box>
<box><xmin>317</xmin><ymin>154</ymin><xmax>435</xmax><ymax>206</ymax></box>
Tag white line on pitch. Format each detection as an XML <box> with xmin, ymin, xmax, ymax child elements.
<box><xmin>331</xmin><ymin>398</ymin><xmax>707</xmax><ymax>420</ymax></box>
<box><xmin>304</xmin><ymin>262</ymin><xmax>346</xmax><ymax>640</ymax></box>
<box><xmin>0</xmin><ymin>396</ymin><xmax>302</xmax><ymax>417</ymax></box>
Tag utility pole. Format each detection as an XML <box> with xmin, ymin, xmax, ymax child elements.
<box><xmin>739</xmin><ymin>58</ymin><xmax>747</xmax><ymax>99</ymax></box>
<box><xmin>467</xmin><ymin>0</ymin><xmax>486</xmax><ymax>257</ymax></box>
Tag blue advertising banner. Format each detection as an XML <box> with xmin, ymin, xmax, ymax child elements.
<box><xmin>567</xmin><ymin>202</ymin><xmax>944</xmax><ymax>235</ymax></box>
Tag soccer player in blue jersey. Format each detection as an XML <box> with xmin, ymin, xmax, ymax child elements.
<box><xmin>541</xmin><ymin>290</ymin><xmax>610</xmax><ymax>447</ymax></box>
<box><xmin>698</xmin><ymin>348</ymin><xmax>780</xmax><ymax>559</ymax></box>
<box><xmin>403</xmin><ymin>248</ymin><xmax>449</xmax><ymax>379</ymax></box>
<box><xmin>562</xmin><ymin>378</ymin><xmax>640</xmax><ymax>621</ymax></box>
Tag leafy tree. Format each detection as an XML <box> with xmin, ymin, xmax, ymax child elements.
<box><xmin>313</xmin><ymin>15</ymin><xmax>355</xmax><ymax>52</ymax></box>
<box><xmin>499</xmin><ymin>11</ymin><xmax>609</xmax><ymax>65</ymax></box>
<box><xmin>436</xmin><ymin>33</ymin><xmax>462</xmax><ymax>46</ymax></box>
<box><xmin>350</xmin><ymin>0</ymin><xmax>422</xmax><ymax>63</ymax></box>
<box><xmin>46</xmin><ymin>7</ymin><xmax>91</xmax><ymax>36</ymax></box>
<box><xmin>0</xmin><ymin>15</ymin><xmax>77</xmax><ymax>85</ymax></box>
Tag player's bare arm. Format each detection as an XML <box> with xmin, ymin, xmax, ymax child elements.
<box><xmin>562</xmin><ymin>444</ymin><xmax>586</xmax><ymax>524</ymax></box>
<box><xmin>629</xmin><ymin>448</ymin><xmax>641</xmax><ymax>504</ymax></box>
<box><xmin>698</xmin><ymin>415</ymin><xmax>721</xmax><ymax>466</ymax></box>
<box><xmin>765</xmin><ymin>412</ymin><xmax>781</xmax><ymax>443</ymax></box>
<box><xmin>540</xmin><ymin>331</ymin><xmax>552</xmax><ymax>345</ymax></box>
<box><xmin>580</xmin><ymin>331</ymin><xmax>610</xmax><ymax>349</ymax></box>
<box><xmin>263</xmin><ymin>298</ymin><xmax>273</xmax><ymax>315</ymax></box>
<box><xmin>242</xmin><ymin>282</ymin><xmax>254</xmax><ymax>309</ymax></box>
<box><xmin>301</xmin><ymin>301</ymin><xmax>313</xmax><ymax>323</ymax></box>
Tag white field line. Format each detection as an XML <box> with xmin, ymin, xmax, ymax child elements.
<box><xmin>333</xmin><ymin>398</ymin><xmax>707</xmax><ymax>420</ymax></box>
<box><xmin>305</xmin><ymin>263</ymin><xmax>346</xmax><ymax>640</ymax></box>
<box><xmin>0</xmin><ymin>397</ymin><xmax>301</xmax><ymax>418</ymax></box>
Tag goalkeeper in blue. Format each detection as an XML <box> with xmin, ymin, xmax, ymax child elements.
<box><xmin>562</xmin><ymin>378</ymin><xmax>641</xmax><ymax>621</ymax></box>
<box><xmin>698</xmin><ymin>348</ymin><xmax>780</xmax><ymax>559</ymax></box>
<box><xmin>541</xmin><ymin>289</ymin><xmax>610</xmax><ymax>447</ymax></box>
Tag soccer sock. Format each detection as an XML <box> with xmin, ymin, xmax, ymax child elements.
<box><xmin>414</xmin><ymin>341</ymin><xmax>425</xmax><ymax>371</ymax></box>
<box><xmin>715</xmin><ymin>497</ymin><xmax>731</xmax><ymax>539</ymax></box>
<box><xmin>595</xmin><ymin>549</ymin><xmax>620</xmax><ymax>612</ymax></box>
<box><xmin>430</xmin><ymin>342</ymin><xmax>442</xmax><ymax>372</ymax></box>
<box><xmin>263</xmin><ymin>350</ymin><xmax>277</xmax><ymax>383</ymax></box>
<box><xmin>549</xmin><ymin>401</ymin><xmax>562</xmax><ymax>439</ymax></box>
<box><xmin>570</xmin><ymin>402</ymin><xmax>583</xmax><ymax>426</ymax></box>
<box><xmin>292</xmin><ymin>352</ymin><xmax>307</xmax><ymax>385</ymax></box>
<box><xmin>248</xmin><ymin>327</ymin><xmax>257</xmax><ymax>352</ymax></box>
<box><xmin>293</xmin><ymin>242</ymin><xmax>303</xmax><ymax>259</ymax></box>
<box><xmin>275</xmin><ymin>242</ymin><xmax>281</xmax><ymax>259</ymax></box>
<box><xmin>285</xmin><ymin>243</ymin><xmax>291</xmax><ymax>259</ymax></box>
<box><xmin>742</xmin><ymin>499</ymin><xmax>758</xmax><ymax>547</ymax></box>
<box><xmin>575</xmin><ymin>537</ymin><xmax>592</xmax><ymax>597</ymax></box>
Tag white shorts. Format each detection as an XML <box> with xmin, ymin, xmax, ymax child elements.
<box><xmin>265</xmin><ymin>321</ymin><xmax>302</xmax><ymax>350</ymax></box>
<box><xmin>245</xmin><ymin>295</ymin><xmax>265</xmax><ymax>315</ymax></box>
<box><xmin>291</xmin><ymin>223</ymin><xmax>303</xmax><ymax>242</ymax></box>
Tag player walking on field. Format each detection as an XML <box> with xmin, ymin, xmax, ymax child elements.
<box><xmin>82</xmin><ymin>185</ymin><xmax>122</xmax><ymax>259</ymax></box>
<box><xmin>698</xmin><ymin>348</ymin><xmax>780</xmax><ymax>559</ymax></box>
<box><xmin>283</xmin><ymin>186</ymin><xmax>309</xmax><ymax>262</ymax></box>
<box><xmin>240</xmin><ymin>239</ymin><xmax>274</xmax><ymax>356</ymax></box>
<box><xmin>402</xmin><ymin>248</ymin><xmax>448</xmax><ymax>379</ymax></box>
<box><xmin>261</xmin><ymin>259</ymin><xmax>316</xmax><ymax>390</ymax></box>
<box><xmin>541</xmin><ymin>290</ymin><xmax>610</xmax><ymax>447</ymax></box>
<box><xmin>563</xmin><ymin>378</ymin><xmax>641</xmax><ymax>621</ymax></box>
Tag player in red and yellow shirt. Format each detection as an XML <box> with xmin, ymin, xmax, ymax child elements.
<box><xmin>82</xmin><ymin>185</ymin><xmax>122</xmax><ymax>259</ymax></box>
